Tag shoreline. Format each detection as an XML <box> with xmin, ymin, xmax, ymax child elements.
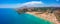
<box><xmin>26</xmin><ymin>12</ymin><xmax>54</xmax><ymax>24</ymax></box>
<box><xmin>26</xmin><ymin>12</ymin><xmax>59</xmax><ymax>24</ymax></box>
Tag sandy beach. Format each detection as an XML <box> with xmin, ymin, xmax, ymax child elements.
<box><xmin>26</xmin><ymin>12</ymin><xmax>60</xmax><ymax>24</ymax></box>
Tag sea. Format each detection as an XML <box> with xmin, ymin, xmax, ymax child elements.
<box><xmin>0</xmin><ymin>8</ymin><xmax>53</xmax><ymax>24</ymax></box>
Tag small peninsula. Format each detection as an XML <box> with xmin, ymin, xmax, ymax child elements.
<box><xmin>16</xmin><ymin>7</ymin><xmax>60</xmax><ymax>24</ymax></box>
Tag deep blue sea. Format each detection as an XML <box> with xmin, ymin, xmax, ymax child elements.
<box><xmin>0</xmin><ymin>8</ymin><xmax>53</xmax><ymax>24</ymax></box>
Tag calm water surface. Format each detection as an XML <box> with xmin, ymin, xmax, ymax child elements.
<box><xmin>0</xmin><ymin>8</ymin><xmax>53</xmax><ymax>24</ymax></box>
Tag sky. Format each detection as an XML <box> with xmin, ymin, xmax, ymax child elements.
<box><xmin>0</xmin><ymin>0</ymin><xmax>60</xmax><ymax>8</ymax></box>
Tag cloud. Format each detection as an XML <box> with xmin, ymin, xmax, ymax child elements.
<box><xmin>20</xmin><ymin>1</ymin><xmax>44</xmax><ymax>7</ymax></box>
<box><xmin>0</xmin><ymin>1</ymin><xmax>60</xmax><ymax>8</ymax></box>
<box><xmin>0</xmin><ymin>1</ymin><xmax>44</xmax><ymax>8</ymax></box>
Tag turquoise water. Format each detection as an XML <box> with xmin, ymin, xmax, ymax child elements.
<box><xmin>0</xmin><ymin>8</ymin><xmax>53</xmax><ymax>24</ymax></box>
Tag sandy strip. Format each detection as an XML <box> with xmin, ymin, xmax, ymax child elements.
<box><xmin>26</xmin><ymin>12</ymin><xmax>60</xmax><ymax>24</ymax></box>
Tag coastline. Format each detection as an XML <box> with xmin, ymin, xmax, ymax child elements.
<box><xmin>26</xmin><ymin>12</ymin><xmax>59</xmax><ymax>24</ymax></box>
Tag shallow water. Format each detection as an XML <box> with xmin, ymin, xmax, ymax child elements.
<box><xmin>0</xmin><ymin>8</ymin><xmax>53</xmax><ymax>24</ymax></box>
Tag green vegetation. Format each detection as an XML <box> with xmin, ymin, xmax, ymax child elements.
<box><xmin>16</xmin><ymin>7</ymin><xmax>60</xmax><ymax>22</ymax></box>
<box><xmin>16</xmin><ymin>7</ymin><xmax>55</xmax><ymax>13</ymax></box>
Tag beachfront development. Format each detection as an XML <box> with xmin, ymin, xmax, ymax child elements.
<box><xmin>16</xmin><ymin>7</ymin><xmax>60</xmax><ymax>24</ymax></box>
